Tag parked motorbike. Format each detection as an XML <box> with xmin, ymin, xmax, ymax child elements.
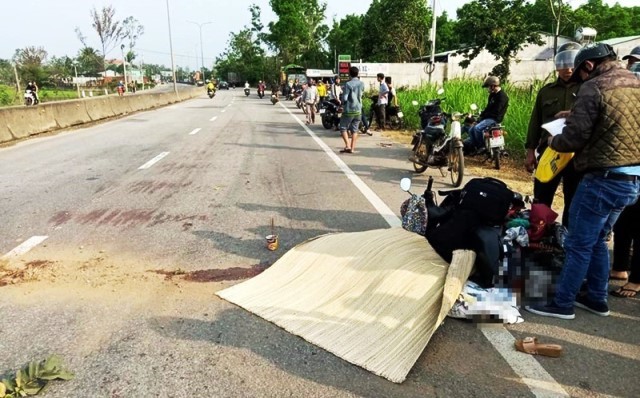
<box><xmin>244</xmin><ymin>87</ymin><xmax>250</xmax><ymax>96</ymax></box>
<box><xmin>386</xmin><ymin>105</ymin><xmax>405</xmax><ymax>130</ymax></box>
<box><xmin>207</xmin><ymin>89</ymin><xmax>215</xmax><ymax>99</ymax></box>
<box><xmin>320</xmin><ymin>99</ymin><xmax>341</xmax><ymax>130</ymax></box>
<box><xmin>409</xmin><ymin>89</ymin><xmax>465</xmax><ymax>187</ymax></box>
<box><xmin>24</xmin><ymin>89</ymin><xmax>36</xmax><ymax>106</ymax></box>
<box><xmin>465</xmin><ymin>104</ymin><xmax>507</xmax><ymax>170</ymax></box>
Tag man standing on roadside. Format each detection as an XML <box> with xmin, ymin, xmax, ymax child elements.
<box><xmin>525</xmin><ymin>42</ymin><xmax>582</xmax><ymax>227</ymax></box>
<box><xmin>339</xmin><ymin>66</ymin><xmax>365</xmax><ymax>154</ymax></box>
<box><xmin>526</xmin><ymin>43</ymin><xmax>640</xmax><ymax>320</ymax></box>
<box><xmin>374</xmin><ymin>73</ymin><xmax>389</xmax><ymax>131</ymax></box>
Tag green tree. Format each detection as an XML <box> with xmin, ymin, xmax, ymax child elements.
<box><xmin>46</xmin><ymin>56</ymin><xmax>75</xmax><ymax>86</ymax></box>
<box><xmin>572</xmin><ymin>0</ymin><xmax>640</xmax><ymax>40</ymax></box>
<box><xmin>265</xmin><ymin>0</ymin><xmax>329</xmax><ymax>67</ymax></box>
<box><xmin>455</xmin><ymin>0</ymin><xmax>543</xmax><ymax>81</ymax></box>
<box><xmin>13</xmin><ymin>46</ymin><xmax>49</xmax><ymax>85</ymax></box>
<box><xmin>326</xmin><ymin>14</ymin><xmax>364</xmax><ymax>62</ymax></box>
<box><xmin>76</xmin><ymin>47</ymin><xmax>103</xmax><ymax>76</ymax></box>
<box><xmin>361</xmin><ymin>0</ymin><xmax>432</xmax><ymax>62</ymax></box>
<box><xmin>435</xmin><ymin>11</ymin><xmax>460</xmax><ymax>53</ymax></box>
<box><xmin>75</xmin><ymin>6</ymin><xmax>124</xmax><ymax>72</ymax></box>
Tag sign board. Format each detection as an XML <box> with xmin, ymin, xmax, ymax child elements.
<box><xmin>352</xmin><ymin>63</ymin><xmax>390</xmax><ymax>77</ymax></box>
<box><xmin>338</xmin><ymin>54</ymin><xmax>351</xmax><ymax>62</ymax></box>
<box><xmin>338</xmin><ymin>61</ymin><xmax>351</xmax><ymax>80</ymax></box>
<box><xmin>305</xmin><ymin>69</ymin><xmax>335</xmax><ymax>77</ymax></box>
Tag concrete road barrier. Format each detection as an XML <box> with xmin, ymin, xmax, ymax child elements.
<box><xmin>84</xmin><ymin>97</ymin><xmax>115</xmax><ymax>122</ymax></box>
<box><xmin>0</xmin><ymin>86</ymin><xmax>205</xmax><ymax>144</ymax></box>
<box><xmin>2</xmin><ymin>105</ymin><xmax>58</xmax><ymax>140</ymax></box>
<box><xmin>51</xmin><ymin>101</ymin><xmax>92</xmax><ymax>129</ymax></box>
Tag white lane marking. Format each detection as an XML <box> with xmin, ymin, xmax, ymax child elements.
<box><xmin>279</xmin><ymin>103</ymin><xmax>400</xmax><ymax>228</ymax></box>
<box><xmin>227</xmin><ymin>104</ymin><xmax>232</xmax><ymax>107</ymax></box>
<box><xmin>138</xmin><ymin>152</ymin><xmax>170</xmax><ymax>170</ymax></box>
<box><xmin>481</xmin><ymin>328</ymin><xmax>569</xmax><ymax>397</ymax></box>
<box><xmin>280</xmin><ymin>102</ymin><xmax>568</xmax><ymax>398</ymax></box>
<box><xmin>188</xmin><ymin>128</ymin><xmax>202</xmax><ymax>135</ymax></box>
<box><xmin>210</xmin><ymin>115</ymin><xmax>219</xmax><ymax>121</ymax></box>
<box><xmin>2</xmin><ymin>236</ymin><xmax>48</xmax><ymax>258</ymax></box>
<box><xmin>221</xmin><ymin>110</ymin><xmax>226</xmax><ymax>113</ymax></box>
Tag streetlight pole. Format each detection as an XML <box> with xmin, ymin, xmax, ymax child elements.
<box><xmin>427</xmin><ymin>0</ymin><xmax>437</xmax><ymax>83</ymax></box>
<box><xmin>187</xmin><ymin>20</ymin><xmax>212</xmax><ymax>83</ymax></box>
<box><xmin>120</xmin><ymin>44</ymin><xmax>128</xmax><ymax>92</ymax></box>
<box><xmin>166</xmin><ymin>0</ymin><xmax>179</xmax><ymax>97</ymax></box>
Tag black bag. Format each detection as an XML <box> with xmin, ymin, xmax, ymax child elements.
<box><xmin>426</xmin><ymin>209</ymin><xmax>481</xmax><ymax>263</ymax></box>
<box><xmin>469</xmin><ymin>226</ymin><xmax>503</xmax><ymax>288</ymax></box>
<box><xmin>457</xmin><ymin>177</ymin><xmax>514</xmax><ymax>226</ymax></box>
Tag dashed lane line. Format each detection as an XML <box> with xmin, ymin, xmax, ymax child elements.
<box><xmin>280</xmin><ymin>101</ymin><xmax>569</xmax><ymax>398</ymax></box>
<box><xmin>138</xmin><ymin>152</ymin><xmax>170</xmax><ymax>170</ymax></box>
<box><xmin>210</xmin><ymin>115</ymin><xmax>219</xmax><ymax>120</ymax></box>
<box><xmin>188</xmin><ymin>128</ymin><xmax>202</xmax><ymax>135</ymax></box>
<box><xmin>2</xmin><ymin>236</ymin><xmax>49</xmax><ymax>258</ymax></box>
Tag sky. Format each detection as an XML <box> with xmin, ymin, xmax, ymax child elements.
<box><xmin>1</xmin><ymin>0</ymin><xmax>636</xmax><ymax>70</ymax></box>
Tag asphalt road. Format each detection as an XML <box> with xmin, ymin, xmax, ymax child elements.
<box><xmin>0</xmin><ymin>89</ymin><xmax>638</xmax><ymax>398</ymax></box>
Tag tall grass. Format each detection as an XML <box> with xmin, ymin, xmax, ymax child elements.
<box><xmin>386</xmin><ymin>78</ymin><xmax>554</xmax><ymax>159</ymax></box>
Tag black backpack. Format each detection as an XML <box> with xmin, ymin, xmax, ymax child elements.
<box><xmin>457</xmin><ymin>178</ymin><xmax>514</xmax><ymax>226</ymax></box>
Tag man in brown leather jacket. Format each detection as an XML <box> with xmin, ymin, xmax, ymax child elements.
<box><xmin>526</xmin><ymin>43</ymin><xmax>640</xmax><ymax>320</ymax></box>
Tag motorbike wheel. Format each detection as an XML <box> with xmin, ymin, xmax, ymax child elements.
<box><xmin>449</xmin><ymin>144</ymin><xmax>464</xmax><ymax>187</ymax></box>
<box><xmin>322</xmin><ymin>114</ymin><xmax>333</xmax><ymax>130</ymax></box>
<box><xmin>493</xmin><ymin>149</ymin><xmax>501</xmax><ymax>170</ymax></box>
<box><xmin>25</xmin><ymin>97</ymin><xmax>33</xmax><ymax>106</ymax></box>
<box><xmin>413</xmin><ymin>141</ymin><xmax>429</xmax><ymax>173</ymax></box>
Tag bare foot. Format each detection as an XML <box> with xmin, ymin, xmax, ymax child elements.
<box><xmin>609</xmin><ymin>270</ymin><xmax>628</xmax><ymax>280</ymax></box>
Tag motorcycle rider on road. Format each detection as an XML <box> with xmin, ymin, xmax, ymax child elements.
<box><xmin>258</xmin><ymin>80</ymin><xmax>266</xmax><ymax>97</ymax></box>
<box><xmin>26</xmin><ymin>81</ymin><xmax>39</xmax><ymax>104</ymax></box>
<box><xmin>244</xmin><ymin>81</ymin><xmax>250</xmax><ymax>89</ymax></box>
<box><xmin>206</xmin><ymin>80</ymin><xmax>215</xmax><ymax>92</ymax></box>
<box><xmin>463</xmin><ymin>76</ymin><xmax>509</xmax><ymax>154</ymax></box>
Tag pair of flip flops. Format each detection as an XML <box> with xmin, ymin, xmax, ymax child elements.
<box><xmin>515</xmin><ymin>337</ymin><xmax>563</xmax><ymax>357</ymax></box>
<box><xmin>610</xmin><ymin>287</ymin><xmax>639</xmax><ymax>298</ymax></box>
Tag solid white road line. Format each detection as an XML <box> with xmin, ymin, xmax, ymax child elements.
<box><xmin>2</xmin><ymin>236</ymin><xmax>48</xmax><ymax>258</ymax></box>
<box><xmin>138</xmin><ymin>152</ymin><xmax>170</xmax><ymax>170</ymax></box>
<box><xmin>279</xmin><ymin>103</ymin><xmax>400</xmax><ymax>228</ymax></box>
<box><xmin>481</xmin><ymin>328</ymin><xmax>569</xmax><ymax>397</ymax></box>
<box><xmin>227</xmin><ymin>104</ymin><xmax>232</xmax><ymax>107</ymax></box>
<box><xmin>221</xmin><ymin>109</ymin><xmax>227</xmax><ymax>113</ymax></box>
<box><xmin>280</xmin><ymin>101</ymin><xmax>569</xmax><ymax>398</ymax></box>
<box><xmin>188</xmin><ymin>128</ymin><xmax>202</xmax><ymax>135</ymax></box>
<box><xmin>210</xmin><ymin>115</ymin><xmax>219</xmax><ymax>121</ymax></box>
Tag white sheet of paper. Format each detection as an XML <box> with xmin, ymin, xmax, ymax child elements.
<box><xmin>541</xmin><ymin>118</ymin><xmax>566</xmax><ymax>137</ymax></box>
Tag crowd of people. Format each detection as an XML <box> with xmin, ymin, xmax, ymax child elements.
<box><xmin>523</xmin><ymin>43</ymin><xmax>640</xmax><ymax>318</ymax></box>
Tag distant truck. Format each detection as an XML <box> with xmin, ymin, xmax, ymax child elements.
<box><xmin>227</xmin><ymin>72</ymin><xmax>241</xmax><ymax>85</ymax></box>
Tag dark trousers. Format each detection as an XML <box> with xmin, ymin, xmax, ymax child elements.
<box><xmin>533</xmin><ymin>160</ymin><xmax>580</xmax><ymax>227</ymax></box>
<box><xmin>612</xmin><ymin>200</ymin><xmax>640</xmax><ymax>283</ymax></box>
<box><xmin>374</xmin><ymin>103</ymin><xmax>386</xmax><ymax>130</ymax></box>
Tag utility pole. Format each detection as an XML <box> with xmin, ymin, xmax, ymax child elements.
<box><xmin>188</xmin><ymin>20</ymin><xmax>212</xmax><ymax>83</ymax></box>
<box><xmin>426</xmin><ymin>0</ymin><xmax>437</xmax><ymax>84</ymax></box>
<box><xmin>166</xmin><ymin>0</ymin><xmax>179</xmax><ymax>97</ymax></box>
<box><xmin>73</xmin><ymin>62</ymin><xmax>80</xmax><ymax>98</ymax></box>
<box><xmin>121</xmin><ymin>44</ymin><xmax>128</xmax><ymax>92</ymax></box>
<box><xmin>12</xmin><ymin>62</ymin><xmax>21</xmax><ymax>100</ymax></box>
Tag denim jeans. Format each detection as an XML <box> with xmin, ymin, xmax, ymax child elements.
<box><xmin>554</xmin><ymin>173</ymin><xmax>640</xmax><ymax>308</ymax></box>
<box><xmin>465</xmin><ymin>118</ymin><xmax>497</xmax><ymax>149</ymax></box>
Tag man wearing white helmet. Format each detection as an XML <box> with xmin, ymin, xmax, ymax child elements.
<box><xmin>525</xmin><ymin>42</ymin><xmax>582</xmax><ymax>227</ymax></box>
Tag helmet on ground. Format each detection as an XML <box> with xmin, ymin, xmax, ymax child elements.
<box><xmin>557</xmin><ymin>42</ymin><xmax>582</xmax><ymax>53</ymax></box>
<box><xmin>482</xmin><ymin>76</ymin><xmax>500</xmax><ymax>87</ymax></box>
<box><xmin>571</xmin><ymin>42</ymin><xmax>617</xmax><ymax>81</ymax></box>
<box><xmin>622</xmin><ymin>45</ymin><xmax>640</xmax><ymax>61</ymax></box>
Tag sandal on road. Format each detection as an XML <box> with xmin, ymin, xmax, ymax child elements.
<box><xmin>610</xmin><ymin>286</ymin><xmax>640</xmax><ymax>298</ymax></box>
<box><xmin>515</xmin><ymin>337</ymin><xmax>563</xmax><ymax>357</ymax></box>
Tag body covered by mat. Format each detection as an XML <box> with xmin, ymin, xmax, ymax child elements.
<box><xmin>216</xmin><ymin>227</ymin><xmax>475</xmax><ymax>383</ymax></box>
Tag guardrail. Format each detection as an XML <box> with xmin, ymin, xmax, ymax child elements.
<box><xmin>0</xmin><ymin>87</ymin><xmax>203</xmax><ymax>144</ymax></box>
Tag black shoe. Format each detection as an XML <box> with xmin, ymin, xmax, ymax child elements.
<box><xmin>525</xmin><ymin>301</ymin><xmax>575</xmax><ymax>320</ymax></box>
<box><xmin>574</xmin><ymin>294</ymin><xmax>609</xmax><ymax>316</ymax></box>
